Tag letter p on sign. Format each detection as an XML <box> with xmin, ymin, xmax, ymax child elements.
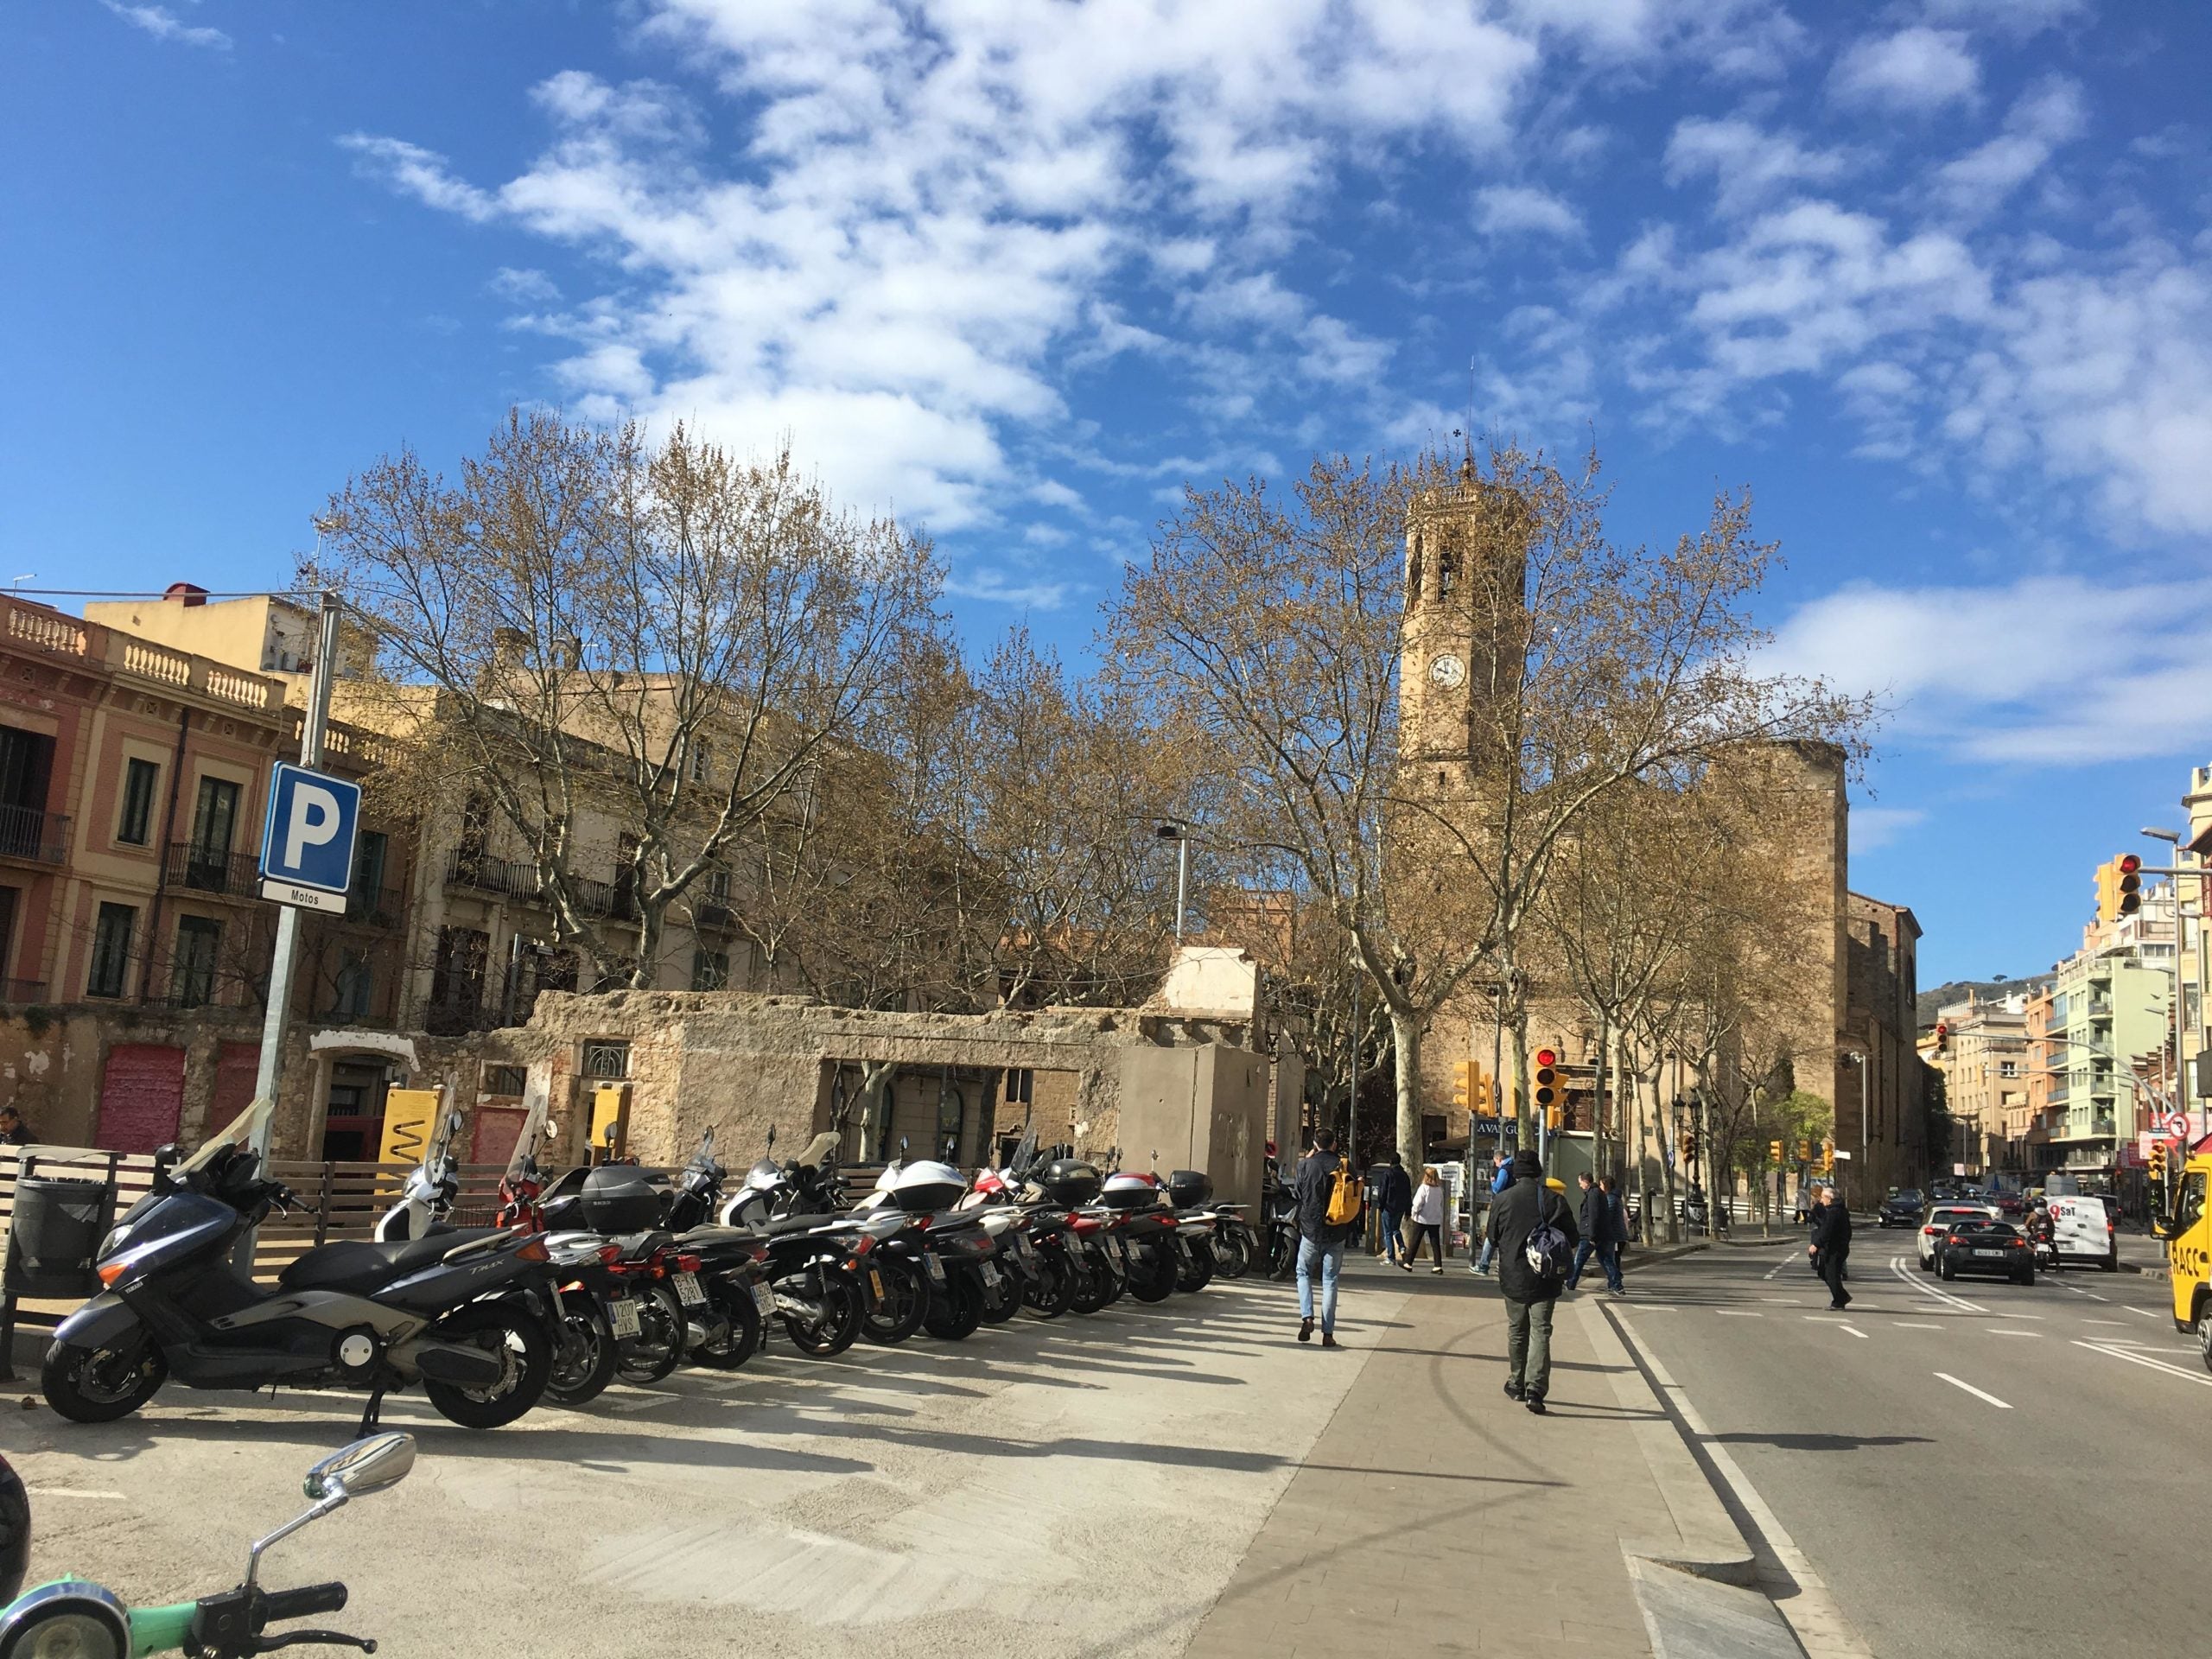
<box><xmin>286</xmin><ymin>782</ymin><xmax>341</xmax><ymax>868</ymax></box>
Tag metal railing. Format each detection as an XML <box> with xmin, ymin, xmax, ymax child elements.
<box><xmin>445</xmin><ymin>851</ymin><xmax>638</xmax><ymax>921</ymax></box>
<box><xmin>167</xmin><ymin>840</ymin><xmax>259</xmax><ymax>898</ymax></box>
<box><xmin>0</xmin><ymin>804</ymin><xmax>69</xmax><ymax>864</ymax></box>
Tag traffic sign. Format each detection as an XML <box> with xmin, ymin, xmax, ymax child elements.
<box><xmin>2166</xmin><ymin>1111</ymin><xmax>2191</xmax><ymax>1141</ymax></box>
<box><xmin>256</xmin><ymin>760</ymin><xmax>359</xmax><ymax>915</ymax></box>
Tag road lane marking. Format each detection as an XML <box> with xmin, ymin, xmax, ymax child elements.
<box><xmin>2082</xmin><ymin>1319</ymin><xmax>2131</xmax><ymax>1325</ymax></box>
<box><xmin>1839</xmin><ymin>1325</ymin><xmax>1869</xmax><ymax>1338</ymax></box>
<box><xmin>1892</xmin><ymin>1321</ymin><xmax>1941</xmax><ymax>1329</ymax></box>
<box><xmin>1887</xmin><ymin>1255</ymin><xmax>1986</xmax><ymax>1313</ymax></box>
<box><xmin>1986</xmin><ymin>1329</ymin><xmax>2038</xmax><ymax>1338</ymax></box>
<box><xmin>1715</xmin><ymin>1309</ymin><xmax>1763</xmax><ymax>1317</ymax></box>
<box><xmin>1935</xmin><ymin>1373</ymin><xmax>2012</xmax><ymax>1408</ymax></box>
<box><xmin>2127</xmin><ymin>1307</ymin><xmax>2160</xmax><ymax>1319</ymax></box>
<box><xmin>1762</xmin><ymin>1255</ymin><xmax>1796</xmax><ymax>1281</ymax></box>
<box><xmin>2075</xmin><ymin>1341</ymin><xmax>2212</xmax><ymax>1389</ymax></box>
<box><xmin>26</xmin><ymin>1488</ymin><xmax>126</xmax><ymax>1500</ymax></box>
<box><xmin>1606</xmin><ymin>1309</ymin><xmax>1875</xmax><ymax>1656</ymax></box>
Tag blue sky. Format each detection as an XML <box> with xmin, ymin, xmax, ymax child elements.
<box><xmin>6</xmin><ymin>0</ymin><xmax>2210</xmax><ymax>990</ymax></box>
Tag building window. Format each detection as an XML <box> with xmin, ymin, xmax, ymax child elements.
<box><xmin>1999</xmin><ymin>1060</ymin><xmax>2018</xmax><ymax>1078</ymax></box>
<box><xmin>346</xmin><ymin>829</ymin><xmax>389</xmax><ymax>918</ymax></box>
<box><xmin>689</xmin><ymin>740</ymin><xmax>710</xmax><ymax>784</ymax></box>
<box><xmin>173</xmin><ymin>915</ymin><xmax>221</xmax><ymax>1007</ymax></box>
<box><xmin>936</xmin><ymin>1077</ymin><xmax>964</xmax><ymax>1160</ymax></box>
<box><xmin>87</xmin><ymin>903</ymin><xmax>135</xmax><ymax>999</ymax></box>
<box><xmin>582</xmin><ymin>1040</ymin><xmax>631</xmax><ymax>1080</ymax></box>
<box><xmin>118</xmin><ymin>758</ymin><xmax>159</xmax><ymax>846</ymax></box>
<box><xmin>1006</xmin><ymin>1067</ymin><xmax>1034</xmax><ymax>1108</ymax></box>
<box><xmin>329</xmin><ymin>949</ymin><xmax>373</xmax><ymax>1019</ymax></box>
<box><xmin>690</xmin><ymin>949</ymin><xmax>728</xmax><ymax>991</ymax></box>
<box><xmin>483</xmin><ymin>1064</ymin><xmax>528</xmax><ymax>1098</ymax></box>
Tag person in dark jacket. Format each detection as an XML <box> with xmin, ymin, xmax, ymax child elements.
<box><xmin>1808</xmin><ymin>1185</ymin><xmax>1853</xmax><ymax>1310</ymax></box>
<box><xmin>1471</xmin><ymin>1149</ymin><xmax>1513</xmax><ymax>1275</ymax></box>
<box><xmin>1375</xmin><ymin>1153</ymin><xmax>1413</xmax><ymax>1266</ymax></box>
<box><xmin>0</xmin><ymin>1104</ymin><xmax>29</xmax><ymax>1147</ymax></box>
<box><xmin>1565</xmin><ymin>1172</ymin><xmax>1625</xmax><ymax>1294</ymax></box>
<box><xmin>1294</xmin><ymin>1128</ymin><xmax>1356</xmax><ymax>1348</ymax></box>
<box><xmin>1486</xmin><ymin>1148</ymin><xmax>1580</xmax><ymax>1412</ymax></box>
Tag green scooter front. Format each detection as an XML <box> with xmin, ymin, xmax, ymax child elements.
<box><xmin>0</xmin><ymin>1433</ymin><xmax>415</xmax><ymax>1659</ymax></box>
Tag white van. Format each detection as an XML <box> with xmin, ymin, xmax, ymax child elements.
<box><xmin>2046</xmin><ymin>1194</ymin><xmax>2117</xmax><ymax>1270</ymax></box>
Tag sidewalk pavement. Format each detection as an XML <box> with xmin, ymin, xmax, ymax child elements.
<box><xmin>1183</xmin><ymin>1253</ymin><xmax>1790</xmax><ymax>1659</ymax></box>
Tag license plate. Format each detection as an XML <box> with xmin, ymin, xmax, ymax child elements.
<box><xmin>750</xmin><ymin>1281</ymin><xmax>774</xmax><ymax>1315</ymax></box>
<box><xmin>672</xmin><ymin>1271</ymin><xmax>706</xmax><ymax>1306</ymax></box>
<box><xmin>981</xmin><ymin>1262</ymin><xmax>1001</xmax><ymax>1288</ymax></box>
<box><xmin>1973</xmin><ymin>1249</ymin><xmax>2005</xmax><ymax>1259</ymax></box>
<box><xmin>868</xmin><ymin>1269</ymin><xmax>886</xmax><ymax>1300</ymax></box>
<box><xmin>925</xmin><ymin>1255</ymin><xmax>946</xmax><ymax>1285</ymax></box>
<box><xmin>608</xmin><ymin>1299</ymin><xmax>643</xmax><ymax>1338</ymax></box>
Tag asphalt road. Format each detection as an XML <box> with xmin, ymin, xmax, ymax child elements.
<box><xmin>1607</xmin><ymin>1236</ymin><xmax>2212</xmax><ymax>1658</ymax></box>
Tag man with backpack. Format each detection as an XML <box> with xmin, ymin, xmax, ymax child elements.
<box><xmin>1486</xmin><ymin>1147</ymin><xmax>1580</xmax><ymax>1413</ymax></box>
<box><xmin>1294</xmin><ymin>1126</ymin><xmax>1360</xmax><ymax>1348</ymax></box>
<box><xmin>1374</xmin><ymin>1152</ymin><xmax>1413</xmax><ymax>1265</ymax></box>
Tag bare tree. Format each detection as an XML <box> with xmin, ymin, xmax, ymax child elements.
<box><xmin>308</xmin><ymin>411</ymin><xmax>944</xmax><ymax>989</ymax></box>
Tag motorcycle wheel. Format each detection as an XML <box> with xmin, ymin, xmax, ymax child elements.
<box><xmin>1023</xmin><ymin>1248</ymin><xmax>1077</xmax><ymax>1319</ymax></box>
<box><xmin>1129</xmin><ymin>1249</ymin><xmax>1179</xmax><ymax>1303</ymax></box>
<box><xmin>614</xmin><ymin>1283</ymin><xmax>689</xmax><ymax>1386</ymax></box>
<box><xmin>691</xmin><ymin>1281</ymin><xmax>766</xmax><ymax>1370</ymax></box>
<box><xmin>41</xmin><ymin>1331</ymin><xmax>168</xmax><ymax>1424</ymax></box>
<box><xmin>978</xmin><ymin>1261</ymin><xmax>1024</xmax><ymax>1325</ymax></box>
<box><xmin>1269</xmin><ymin>1230</ymin><xmax>1299</xmax><ymax>1281</ymax></box>
<box><xmin>1211</xmin><ymin>1230</ymin><xmax>1251</xmax><ymax>1280</ymax></box>
<box><xmin>421</xmin><ymin>1300</ymin><xmax>552</xmax><ymax>1429</ymax></box>
<box><xmin>543</xmin><ymin>1300</ymin><xmax>620</xmax><ymax>1407</ymax></box>
<box><xmin>860</xmin><ymin>1258</ymin><xmax>931</xmax><ymax>1346</ymax></box>
<box><xmin>1177</xmin><ymin>1242</ymin><xmax>1216</xmax><ymax>1294</ymax></box>
<box><xmin>921</xmin><ymin>1269</ymin><xmax>986</xmax><ymax>1340</ymax></box>
<box><xmin>779</xmin><ymin>1268</ymin><xmax>864</xmax><ymax>1357</ymax></box>
<box><xmin>1068</xmin><ymin>1254</ymin><xmax>1111</xmax><ymax>1314</ymax></box>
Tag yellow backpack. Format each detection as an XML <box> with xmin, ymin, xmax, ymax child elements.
<box><xmin>1324</xmin><ymin>1158</ymin><xmax>1362</xmax><ymax>1226</ymax></box>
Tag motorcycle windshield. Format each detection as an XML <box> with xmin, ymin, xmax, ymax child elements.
<box><xmin>175</xmin><ymin>1099</ymin><xmax>271</xmax><ymax>1177</ymax></box>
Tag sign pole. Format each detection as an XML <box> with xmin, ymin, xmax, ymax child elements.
<box><xmin>247</xmin><ymin>594</ymin><xmax>341</xmax><ymax>1161</ymax></box>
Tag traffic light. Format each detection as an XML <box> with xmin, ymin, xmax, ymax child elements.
<box><xmin>1474</xmin><ymin>1072</ymin><xmax>1497</xmax><ymax>1116</ymax></box>
<box><xmin>2096</xmin><ymin>853</ymin><xmax>2144</xmax><ymax>923</ymax></box>
<box><xmin>1769</xmin><ymin>1139</ymin><xmax>1783</xmax><ymax>1165</ymax></box>
<box><xmin>1798</xmin><ymin>1138</ymin><xmax>1815</xmax><ymax>1163</ymax></box>
<box><xmin>1452</xmin><ymin>1061</ymin><xmax>1473</xmax><ymax>1114</ymax></box>
<box><xmin>1820</xmin><ymin>1140</ymin><xmax>1834</xmax><ymax>1173</ymax></box>
<box><xmin>1680</xmin><ymin>1129</ymin><xmax>1698</xmax><ymax>1164</ymax></box>
<box><xmin>2150</xmin><ymin>1140</ymin><xmax>2168</xmax><ymax>1184</ymax></box>
<box><xmin>1534</xmin><ymin>1047</ymin><xmax>1560</xmax><ymax>1125</ymax></box>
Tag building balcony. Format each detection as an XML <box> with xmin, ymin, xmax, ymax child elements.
<box><xmin>167</xmin><ymin>841</ymin><xmax>261</xmax><ymax>899</ymax></box>
<box><xmin>2088</xmin><ymin>1000</ymin><xmax>2113</xmax><ymax>1019</ymax></box>
<box><xmin>340</xmin><ymin>883</ymin><xmax>408</xmax><ymax>931</ymax></box>
<box><xmin>445</xmin><ymin>851</ymin><xmax>638</xmax><ymax>922</ymax></box>
<box><xmin>0</xmin><ymin>804</ymin><xmax>70</xmax><ymax>865</ymax></box>
<box><xmin>0</xmin><ymin>977</ymin><xmax>48</xmax><ymax>1004</ymax></box>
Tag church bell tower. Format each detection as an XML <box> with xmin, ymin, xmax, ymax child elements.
<box><xmin>1398</xmin><ymin>458</ymin><xmax>1528</xmax><ymax>789</ymax></box>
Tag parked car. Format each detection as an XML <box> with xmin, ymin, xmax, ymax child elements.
<box><xmin>1878</xmin><ymin>1188</ymin><xmax>1924</xmax><ymax>1229</ymax></box>
<box><xmin>1935</xmin><ymin>1217</ymin><xmax>2037</xmax><ymax>1284</ymax></box>
<box><xmin>1918</xmin><ymin>1201</ymin><xmax>2000</xmax><ymax>1269</ymax></box>
<box><xmin>2048</xmin><ymin>1193</ymin><xmax>2120</xmax><ymax>1271</ymax></box>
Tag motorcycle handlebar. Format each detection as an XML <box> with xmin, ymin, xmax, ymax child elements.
<box><xmin>261</xmin><ymin>1583</ymin><xmax>350</xmax><ymax>1622</ymax></box>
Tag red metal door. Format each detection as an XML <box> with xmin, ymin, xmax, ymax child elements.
<box><xmin>97</xmin><ymin>1044</ymin><xmax>186</xmax><ymax>1153</ymax></box>
<box><xmin>211</xmin><ymin>1041</ymin><xmax>259</xmax><ymax>1121</ymax></box>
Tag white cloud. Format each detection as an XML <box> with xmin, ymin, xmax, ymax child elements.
<box><xmin>339</xmin><ymin>136</ymin><xmax>499</xmax><ymax>223</ymax></box>
<box><xmin>1921</xmin><ymin>0</ymin><xmax>2086</xmax><ymax>38</ymax></box>
<box><xmin>944</xmin><ymin>567</ymin><xmax>1074</xmax><ymax>609</ymax></box>
<box><xmin>1664</xmin><ymin>116</ymin><xmax>1855</xmax><ymax>216</ymax></box>
<box><xmin>1770</xmin><ymin>575</ymin><xmax>2212</xmax><ymax>765</ymax></box>
<box><xmin>100</xmin><ymin>1</ymin><xmax>229</xmax><ymax>50</ymax></box>
<box><xmin>1850</xmin><ymin>806</ymin><xmax>1926</xmax><ymax>854</ymax></box>
<box><xmin>488</xmin><ymin>267</ymin><xmax>561</xmax><ymax>304</ymax></box>
<box><xmin>1931</xmin><ymin>76</ymin><xmax>2086</xmax><ymax>217</ymax></box>
<box><xmin>1473</xmin><ymin>183</ymin><xmax>1584</xmax><ymax>239</ymax></box>
<box><xmin>1829</xmin><ymin>28</ymin><xmax>1980</xmax><ymax>113</ymax></box>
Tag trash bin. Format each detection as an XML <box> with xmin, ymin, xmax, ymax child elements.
<box><xmin>4</xmin><ymin>1174</ymin><xmax>113</xmax><ymax>1300</ymax></box>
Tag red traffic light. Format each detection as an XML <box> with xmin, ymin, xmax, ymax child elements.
<box><xmin>1535</xmin><ymin>1048</ymin><xmax>1558</xmax><ymax>1068</ymax></box>
<box><xmin>2120</xmin><ymin>854</ymin><xmax>2142</xmax><ymax>874</ymax></box>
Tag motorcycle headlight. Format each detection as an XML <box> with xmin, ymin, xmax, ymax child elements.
<box><xmin>95</xmin><ymin>1223</ymin><xmax>134</xmax><ymax>1260</ymax></box>
<box><xmin>0</xmin><ymin>1582</ymin><xmax>131</xmax><ymax>1659</ymax></box>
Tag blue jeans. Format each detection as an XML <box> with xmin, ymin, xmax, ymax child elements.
<box><xmin>1567</xmin><ymin>1239</ymin><xmax>1623</xmax><ymax>1292</ymax></box>
<box><xmin>1298</xmin><ymin>1236</ymin><xmax>1345</xmax><ymax>1332</ymax></box>
<box><xmin>1377</xmin><ymin>1208</ymin><xmax>1402</xmax><ymax>1260</ymax></box>
<box><xmin>1475</xmin><ymin>1230</ymin><xmax>1495</xmax><ymax>1273</ymax></box>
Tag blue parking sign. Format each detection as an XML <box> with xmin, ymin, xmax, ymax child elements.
<box><xmin>257</xmin><ymin>761</ymin><xmax>360</xmax><ymax>914</ymax></box>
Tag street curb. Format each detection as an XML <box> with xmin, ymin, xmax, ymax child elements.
<box><xmin>1626</xmin><ymin>1553</ymin><xmax>1801</xmax><ymax>1659</ymax></box>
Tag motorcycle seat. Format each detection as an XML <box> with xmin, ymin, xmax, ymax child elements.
<box><xmin>612</xmin><ymin>1230</ymin><xmax>674</xmax><ymax>1261</ymax></box>
<box><xmin>750</xmin><ymin>1212</ymin><xmax>847</xmax><ymax>1237</ymax></box>
<box><xmin>280</xmin><ymin>1229</ymin><xmax>500</xmax><ymax>1294</ymax></box>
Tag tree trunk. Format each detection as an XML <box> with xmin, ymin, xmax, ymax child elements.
<box><xmin>1390</xmin><ymin>1007</ymin><xmax>1423</xmax><ymax>1166</ymax></box>
<box><xmin>1592</xmin><ymin>1009</ymin><xmax>1611</xmax><ymax>1178</ymax></box>
<box><xmin>1660</xmin><ymin>1070</ymin><xmax>1679</xmax><ymax>1245</ymax></box>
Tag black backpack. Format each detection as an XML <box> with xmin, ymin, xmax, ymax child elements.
<box><xmin>1523</xmin><ymin>1191</ymin><xmax>1573</xmax><ymax>1278</ymax></box>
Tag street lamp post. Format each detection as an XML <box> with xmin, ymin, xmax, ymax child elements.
<box><xmin>1840</xmin><ymin>1048</ymin><xmax>1868</xmax><ymax>1211</ymax></box>
<box><xmin>2143</xmin><ymin>827</ymin><xmax>2190</xmax><ymax>1150</ymax></box>
<box><xmin>1155</xmin><ymin>822</ymin><xmax>1192</xmax><ymax>946</ymax></box>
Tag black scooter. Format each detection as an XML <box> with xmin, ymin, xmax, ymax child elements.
<box><xmin>43</xmin><ymin>1103</ymin><xmax>556</xmax><ymax>1434</ymax></box>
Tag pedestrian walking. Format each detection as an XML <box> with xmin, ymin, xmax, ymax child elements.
<box><xmin>1488</xmin><ymin>1148</ymin><xmax>1579</xmax><ymax>1414</ymax></box>
<box><xmin>1565</xmin><ymin>1173</ymin><xmax>1625</xmax><ymax>1293</ymax></box>
<box><xmin>1809</xmin><ymin>1184</ymin><xmax>1853</xmax><ymax>1310</ymax></box>
<box><xmin>1402</xmin><ymin>1166</ymin><xmax>1448</xmax><ymax>1272</ymax></box>
<box><xmin>1294</xmin><ymin>1127</ymin><xmax>1358</xmax><ymax>1348</ymax></box>
<box><xmin>1471</xmin><ymin>1149</ymin><xmax>1513</xmax><ymax>1274</ymax></box>
<box><xmin>1602</xmin><ymin>1176</ymin><xmax>1629</xmax><ymax>1290</ymax></box>
<box><xmin>0</xmin><ymin>1104</ymin><xmax>30</xmax><ymax>1147</ymax></box>
<box><xmin>1376</xmin><ymin>1153</ymin><xmax>1413</xmax><ymax>1265</ymax></box>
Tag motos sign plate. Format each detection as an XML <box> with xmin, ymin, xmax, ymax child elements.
<box><xmin>257</xmin><ymin>761</ymin><xmax>359</xmax><ymax>913</ymax></box>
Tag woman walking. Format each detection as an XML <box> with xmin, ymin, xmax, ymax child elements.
<box><xmin>1402</xmin><ymin>1166</ymin><xmax>1448</xmax><ymax>1273</ymax></box>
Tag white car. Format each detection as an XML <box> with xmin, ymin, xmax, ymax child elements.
<box><xmin>2045</xmin><ymin>1194</ymin><xmax>2119</xmax><ymax>1271</ymax></box>
<box><xmin>1917</xmin><ymin>1202</ymin><xmax>1999</xmax><ymax>1270</ymax></box>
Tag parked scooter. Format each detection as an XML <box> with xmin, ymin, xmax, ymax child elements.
<box><xmin>0</xmin><ymin>1432</ymin><xmax>416</xmax><ymax>1658</ymax></box>
<box><xmin>42</xmin><ymin>1102</ymin><xmax>556</xmax><ymax>1434</ymax></box>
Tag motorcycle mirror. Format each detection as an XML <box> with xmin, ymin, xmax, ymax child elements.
<box><xmin>304</xmin><ymin>1432</ymin><xmax>416</xmax><ymax>1503</ymax></box>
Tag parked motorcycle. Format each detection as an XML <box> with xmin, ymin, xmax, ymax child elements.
<box><xmin>42</xmin><ymin>1102</ymin><xmax>555</xmax><ymax>1434</ymax></box>
<box><xmin>0</xmin><ymin>1432</ymin><xmax>416</xmax><ymax>1658</ymax></box>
